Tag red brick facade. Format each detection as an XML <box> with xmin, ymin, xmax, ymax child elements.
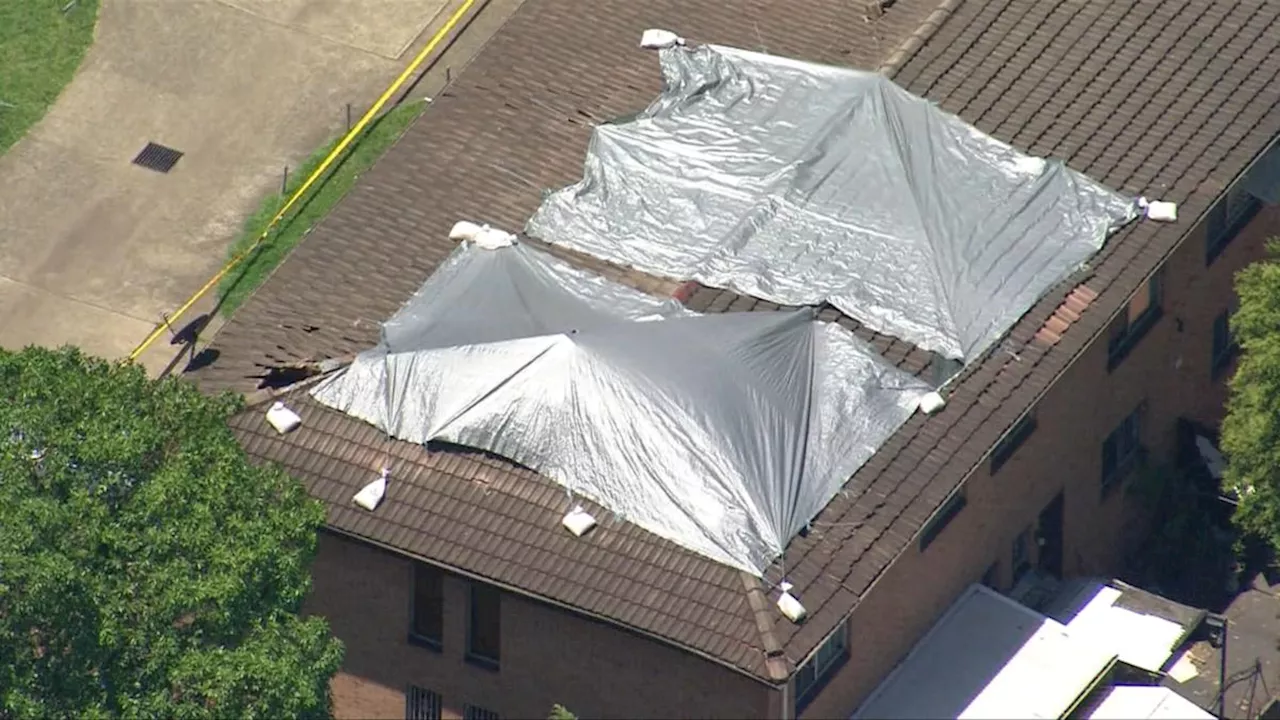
<box><xmin>801</xmin><ymin>205</ymin><xmax>1278</xmax><ymax>718</ymax></box>
<box><xmin>306</xmin><ymin>531</ymin><xmax>776</xmax><ymax>720</ymax></box>
<box><xmin>304</xmin><ymin>206</ymin><xmax>1277</xmax><ymax>720</ymax></box>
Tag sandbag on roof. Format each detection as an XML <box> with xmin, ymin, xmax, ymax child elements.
<box><xmin>310</xmin><ymin>239</ymin><xmax>931</xmax><ymax>576</ymax></box>
<box><xmin>527</xmin><ymin>42</ymin><xmax>1139</xmax><ymax>362</ymax></box>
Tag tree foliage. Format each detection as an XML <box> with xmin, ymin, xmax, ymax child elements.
<box><xmin>549</xmin><ymin>704</ymin><xmax>578</xmax><ymax>720</ymax></box>
<box><xmin>0</xmin><ymin>348</ymin><xmax>342</xmax><ymax>718</ymax></box>
<box><xmin>1222</xmin><ymin>240</ymin><xmax>1280</xmax><ymax>552</ymax></box>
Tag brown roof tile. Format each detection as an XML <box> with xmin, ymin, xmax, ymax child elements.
<box><xmin>193</xmin><ymin>0</ymin><xmax>1280</xmax><ymax>685</ymax></box>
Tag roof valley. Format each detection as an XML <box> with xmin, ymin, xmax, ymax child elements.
<box><xmin>193</xmin><ymin>0</ymin><xmax>1280</xmax><ymax>684</ymax></box>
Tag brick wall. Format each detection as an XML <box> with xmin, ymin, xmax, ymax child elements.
<box><xmin>1161</xmin><ymin>204</ymin><xmax>1279</xmax><ymax>427</ymax></box>
<box><xmin>306</xmin><ymin>530</ymin><xmax>774</xmax><ymax>720</ymax></box>
<box><xmin>798</xmin><ymin>205</ymin><xmax>1278</xmax><ymax>718</ymax></box>
<box><xmin>305</xmin><ymin>209</ymin><xmax>1278</xmax><ymax>720</ymax></box>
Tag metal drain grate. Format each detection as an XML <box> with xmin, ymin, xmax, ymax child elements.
<box><xmin>132</xmin><ymin>142</ymin><xmax>183</xmax><ymax>173</ymax></box>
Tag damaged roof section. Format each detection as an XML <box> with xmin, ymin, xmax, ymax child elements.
<box><xmin>528</xmin><ymin>42</ymin><xmax>1138</xmax><ymax>363</ymax></box>
<box><xmin>192</xmin><ymin>0</ymin><xmax>1280</xmax><ymax>687</ymax></box>
<box><xmin>854</xmin><ymin>580</ymin><xmax>1208</xmax><ymax>719</ymax></box>
<box><xmin>310</xmin><ymin>233</ymin><xmax>932</xmax><ymax>576</ymax></box>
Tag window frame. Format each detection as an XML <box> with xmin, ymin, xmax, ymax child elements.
<box><xmin>1206</xmin><ymin>184</ymin><xmax>1263</xmax><ymax>265</ymax></box>
<box><xmin>465</xmin><ymin>582</ymin><xmax>501</xmax><ymax>670</ymax></box>
<box><xmin>1011</xmin><ymin>528</ymin><xmax>1032</xmax><ymax>585</ymax></box>
<box><xmin>1101</xmin><ymin>405</ymin><xmax>1146</xmax><ymax>495</ymax></box>
<box><xmin>794</xmin><ymin>618</ymin><xmax>850</xmax><ymax>714</ymax></box>
<box><xmin>405</xmin><ymin>686</ymin><xmax>442</xmax><ymax>720</ymax></box>
<box><xmin>408</xmin><ymin>562</ymin><xmax>444</xmax><ymax>651</ymax></box>
<box><xmin>919</xmin><ymin>491</ymin><xmax>967</xmax><ymax>552</ymax></box>
<box><xmin>1107</xmin><ymin>269</ymin><xmax>1164</xmax><ymax>370</ymax></box>
<box><xmin>1211</xmin><ymin>304</ymin><xmax>1239</xmax><ymax>378</ymax></box>
<box><xmin>991</xmin><ymin>413</ymin><xmax>1037</xmax><ymax>474</ymax></box>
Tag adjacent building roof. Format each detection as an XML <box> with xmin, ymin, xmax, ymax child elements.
<box><xmin>851</xmin><ymin>584</ymin><xmax>1117</xmax><ymax>720</ymax></box>
<box><xmin>1042</xmin><ymin>578</ymin><xmax>1205</xmax><ymax>674</ymax></box>
<box><xmin>1087</xmin><ymin>686</ymin><xmax>1214</xmax><ymax>720</ymax></box>
<box><xmin>854</xmin><ymin>581</ymin><xmax>1211</xmax><ymax>719</ymax></box>
<box><xmin>193</xmin><ymin>0</ymin><xmax>1280</xmax><ymax>685</ymax></box>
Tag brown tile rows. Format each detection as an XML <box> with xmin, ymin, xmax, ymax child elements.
<box><xmin>230</xmin><ymin>396</ymin><xmax>772</xmax><ymax>674</ymax></box>
<box><xmin>193</xmin><ymin>0</ymin><xmax>1280</xmax><ymax>684</ymax></box>
<box><xmin>194</xmin><ymin>0</ymin><xmax>942</xmax><ymax>682</ymax></box>
<box><xmin>762</xmin><ymin>0</ymin><xmax>1280</xmax><ymax>664</ymax></box>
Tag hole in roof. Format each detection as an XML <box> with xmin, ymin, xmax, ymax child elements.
<box><xmin>252</xmin><ymin>364</ymin><xmax>320</xmax><ymax>390</ymax></box>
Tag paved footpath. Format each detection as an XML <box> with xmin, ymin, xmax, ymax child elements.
<box><xmin>0</xmin><ymin>0</ymin><xmax>519</xmax><ymax>374</ymax></box>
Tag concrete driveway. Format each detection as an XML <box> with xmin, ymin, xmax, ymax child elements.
<box><xmin>0</xmin><ymin>0</ymin><xmax>502</xmax><ymax>371</ymax></box>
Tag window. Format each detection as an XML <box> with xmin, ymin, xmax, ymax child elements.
<box><xmin>409</xmin><ymin>563</ymin><xmax>444</xmax><ymax>649</ymax></box>
<box><xmin>1206</xmin><ymin>185</ymin><xmax>1262</xmax><ymax>264</ymax></box>
<box><xmin>919</xmin><ymin>491</ymin><xmax>967</xmax><ymax>551</ymax></box>
<box><xmin>1102</xmin><ymin>405</ymin><xmax>1145</xmax><ymax>493</ymax></box>
<box><xmin>466</xmin><ymin>582</ymin><xmax>501</xmax><ymax>669</ymax></box>
<box><xmin>991</xmin><ymin>413</ymin><xmax>1037</xmax><ymax>474</ymax></box>
<box><xmin>406</xmin><ymin>686</ymin><xmax>442</xmax><ymax>720</ymax></box>
<box><xmin>463</xmin><ymin>705</ymin><xmax>500</xmax><ymax>720</ymax></box>
<box><xmin>1107</xmin><ymin>269</ymin><xmax>1164</xmax><ymax>369</ymax></box>
<box><xmin>795</xmin><ymin>619</ymin><xmax>850</xmax><ymax>713</ymax></box>
<box><xmin>1011</xmin><ymin>528</ymin><xmax>1032</xmax><ymax>584</ymax></box>
<box><xmin>1212</xmin><ymin>304</ymin><xmax>1239</xmax><ymax>378</ymax></box>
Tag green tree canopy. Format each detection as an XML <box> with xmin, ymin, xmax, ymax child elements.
<box><xmin>1223</xmin><ymin>240</ymin><xmax>1280</xmax><ymax>551</ymax></box>
<box><xmin>0</xmin><ymin>348</ymin><xmax>342</xmax><ymax>718</ymax></box>
<box><xmin>549</xmin><ymin>704</ymin><xmax>578</xmax><ymax>720</ymax></box>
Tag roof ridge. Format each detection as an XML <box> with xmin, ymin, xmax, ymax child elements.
<box><xmin>879</xmin><ymin>0</ymin><xmax>965</xmax><ymax>77</ymax></box>
<box><xmin>739</xmin><ymin>570</ymin><xmax>790</xmax><ymax>682</ymax></box>
<box><xmin>199</xmin><ymin>0</ymin><xmax>1280</xmax><ymax>687</ymax></box>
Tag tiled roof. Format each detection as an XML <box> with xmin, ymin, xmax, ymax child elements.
<box><xmin>193</xmin><ymin>0</ymin><xmax>1280</xmax><ymax>684</ymax></box>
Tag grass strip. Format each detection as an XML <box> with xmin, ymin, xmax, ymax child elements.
<box><xmin>0</xmin><ymin>0</ymin><xmax>100</xmax><ymax>154</ymax></box>
<box><xmin>217</xmin><ymin>100</ymin><xmax>427</xmax><ymax>316</ymax></box>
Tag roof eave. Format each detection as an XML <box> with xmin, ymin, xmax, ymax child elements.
<box><xmin>321</xmin><ymin>524</ymin><xmax>790</xmax><ymax>687</ymax></box>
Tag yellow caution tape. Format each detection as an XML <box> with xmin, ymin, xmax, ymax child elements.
<box><xmin>129</xmin><ymin>0</ymin><xmax>479</xmax><ymax>362</ymax></box>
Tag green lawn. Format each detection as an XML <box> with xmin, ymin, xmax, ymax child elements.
<box><xmin>0</xmin><ymin>0</ymin><xmax>99</xmax><ymax>154</ymax></box>
<box><xmin>217</xmin><ymin>100</ymin><xmax>428</xmax><ymax>316</ymax></box>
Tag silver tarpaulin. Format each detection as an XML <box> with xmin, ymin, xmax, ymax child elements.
<box><xmin>527</xmin><ymin>43</ymin><xmax>1139</xmax><ymax>362</ymax></box>
<box><xmin>311</xmin><ymin>241</ymin><xmax>931</xmax><ymax>576</ymax></box>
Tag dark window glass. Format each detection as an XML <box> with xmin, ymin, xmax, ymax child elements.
<box><xmin>1108</xmin><ymin>270</ymin><xmax>1164</xmax><ymax>369</ymax></box>
<box><xmin>991</xmin><ymin>413</ymin><xmax>1037</xmax><ymax>474</ymax></box>
<box><xmin>1012</xmin><ymin>528</ymin><xmax>1031</xmax><ymax>584</ymax></box>
<box><xmin>1206</xmin><ymin>185</ymin><xmax>1262</xmax><ymax>264</ymax></box>
<box><xmin>919</xmin><ymin>492</ymin><xmax>967</xmax><ymax>551</ymax></box>
<box><xmin>410</xmin><ymin>563</ymin><xmax>443</xmax><ymax>648</ymax></box>
<box><xmin>467</xmin><ymin>583</ymin><xmax>501</xmax><ymax>667</ymax></box>
<box><xmin>1212</xmin><ymin>306</ymin><xmax>1239</xmax><ymax>377</ymax></box>
<box><xmin>1102</xmin><ymin>408</ymin><xmax>1144</xmax><ymax>492</ymax></box>
<box><xmin>795</xmin><ymin>620</ymin><xmax>850</xmax><ymax>713</ymax></box>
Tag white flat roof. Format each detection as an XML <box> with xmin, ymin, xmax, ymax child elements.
<box><xmin>852</xmin><ymin>585</ymin><xmax>1117</xmax><ymax>720</ymax></box>
<box><xmin>1087</xmin><ymin>686</ymin><xmax>1214</xmax><ymax>720</ymax></box>
<box><xmin>1062</xmin><ymin>585</ymin><xmax>1188</xmax><ymax>673</ymax></box>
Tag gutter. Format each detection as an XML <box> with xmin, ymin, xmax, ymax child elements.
<box><xmin>322</xmin><ymin>526</ymin><xmax>786</xmax><ymax>689</ymax></box>
<box><xmin>237</xmin><ymin>371</ymin><xmax>792</xmax><ymax>689</ymax></box>
<box><xmin>850</xmin><ymin>107</ymin><xmax>1280</xmax><ymax>716</ymax></box>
